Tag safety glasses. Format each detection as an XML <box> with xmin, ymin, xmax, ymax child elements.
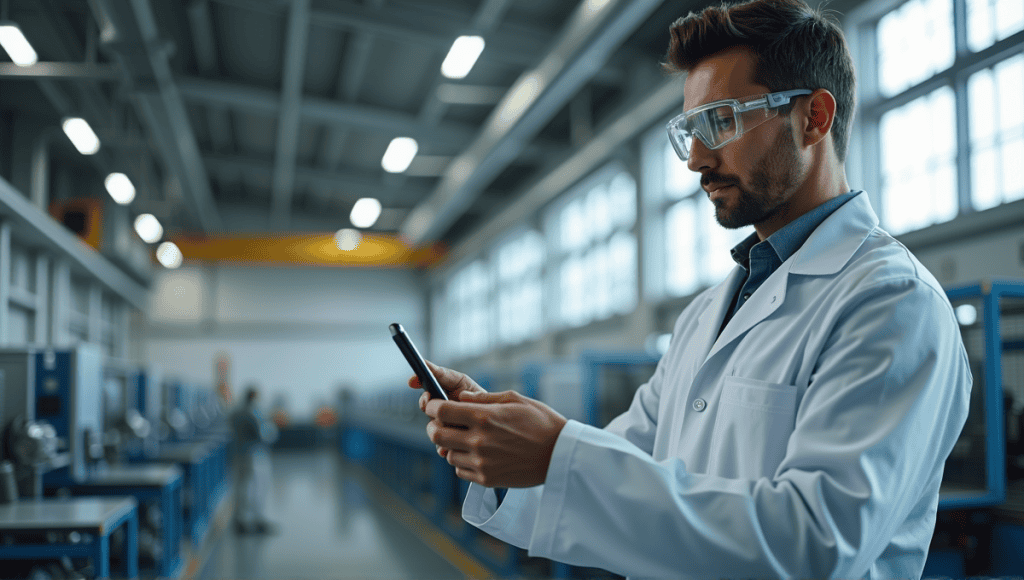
<box><xmin>665</xmin><ymin>89</ymin><xmax>813</xmax><ymax>161</ymax></box>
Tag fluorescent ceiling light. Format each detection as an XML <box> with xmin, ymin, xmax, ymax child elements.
<box><xmin>0</xmin><ymin>22</ymin><xmax>38</xmax><ymax>66</ymax></box>
<box><xmin>134</xmin><ymin>213</ymin><xmax>163</xmax><ymax>244</ymax></box>
<box><xmin>335</xmin><ymin>228</ymin><xmax>361</xmax><ymax>251</ymax></box>
<box><xmin>381</xmin><ymin>137</ymin><xmax>418</xmax><ymax>173</ymax></box>
<box><xmin>62</xmin><ymin>118</ymin><xmax>101</xmax><ymax>155</ymax></box>
<box><xmin>350</xmin><ymin>198</ymin><xmax>382</xmax><ymax>229</ymax></box>
<box><xmin>104</xmin><ymin>172</ymin><xmax>135</xmax><ymax>205</ymax></box>
<box><xmin>441</xmin><ymin>35</ymin><xmax>485</xmax><ymax>79</ymax></box>
<box><xmin>156</xmin><ymin>241</ymin><xmax>183</xmax><ymax>269</ymax></box>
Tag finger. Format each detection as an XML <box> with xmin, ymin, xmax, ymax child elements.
<box><xmin>419</xmin><ymin>391</ymin><xmax>429</xmax><ymax>413</ymax></box>
<box><xmin>433</xmin><ymin>400</ymin><xmax>506</xmax><ymax>427</ymax></box>
<box><xmin>453</xmin><ymin>465</ymin><xmax>481</xmax><ymax>485</ymax></box>
<box><xmin>458</xmin><ymin>390</ymin><xmax>518</xmax><ymax>404</ymax></box>
<box><xmin>445</xmin><ymin>448</ymin><xmax>477</xmax><ymax>471</ymax></box>
<box><xmin>408</xmin><ymin>374</ymin><xmax>421</xmax><ymax>389</ymax></box>
<box><xmin>429</xmin><ymin>422</ymin><xmax>473</xmax><ymax>452</ymax></box>
<box><xmin>425</xmin><ymin>361</ymin><xmax>482</xmax><ymax>396</ymax></box>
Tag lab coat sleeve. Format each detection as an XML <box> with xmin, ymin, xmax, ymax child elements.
<box><xmin>471</xmin><ymin>278</ymin><xmax>971</xmax><ymax>579</ymax></box>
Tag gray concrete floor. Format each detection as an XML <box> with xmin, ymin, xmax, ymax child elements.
<box><xmin>198</xmin><ymin>449</ymin><xmax>472</xmax><ymax>580</ymax></box>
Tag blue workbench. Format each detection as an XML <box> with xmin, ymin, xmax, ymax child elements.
<box><xmin>0</xmin><ymin>497</ymin><xmax>138</xmax><ymax>579</ymax></box>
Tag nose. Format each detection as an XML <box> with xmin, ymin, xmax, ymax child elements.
<box><xmin>686</xmin><ymin>135</ymin><xmax>716</xmax><ymax>174</ymax></box>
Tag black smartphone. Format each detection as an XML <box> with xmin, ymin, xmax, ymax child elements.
<box><xmin>389</xmin><ymin>323</ymin><xmax>448</xmax><ymax>401</ymax></box>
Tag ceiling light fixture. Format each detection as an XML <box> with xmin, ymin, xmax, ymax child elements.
<box><xmin>350</xmin><ymin>198</ymin><xmax>382</xmax><ymax>229</ymax></box>
<box><xmin>104</xmin><ymin>172</ymin><xmax>135</xmax><ymax>205</ymax></box>
<box><xmin>156</xmin><ymin>241</ymin><xmax>183</xmax><ymax>269</ymax></box>
<box><xmin>335</xmin><ymin>228</ymin><xmax>361</xmax><ymax>251</ymax></box>
<box><xmin>0</xmin><ymin>21</ymin><xmax>38</xmax><ymax>66</ymax></box>
<box><xmin>134</xmin><ymin>213</ymin><xmax>163</xmax><ymax>244</ymax></box>
<box><xmin>62</xmin><ymin>118</ymin><xmax>101</xmax><ymax>155</ymax></box>
<box><xmin>381</xmin><ymin>137</ymin><xmax>418</xmax><ymax>173</ymax></box>
<box><xmin>441</xmin><ymin>35</ymin><xmax>485</xmax><ymax>79</ymax></box>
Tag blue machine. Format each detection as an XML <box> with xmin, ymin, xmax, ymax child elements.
<box><xmin>22</xmin><ymin>346</ymin><xmax>185</xmax><ymax>579</ymax></box>
<box><xmin>0</xmin><ymin>346</ymin><xmax>140</xmax><ymax>578</ymax></box>
<box><xmin>925</xmin><ymin>280</ymin><xmax>1024</xmax><ymax>577</ymax></box>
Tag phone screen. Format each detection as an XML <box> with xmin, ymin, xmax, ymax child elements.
<box><xmin>389</xmin><ymin>323</ymin><xmax>448</xmax><ymax>401</ymax></box>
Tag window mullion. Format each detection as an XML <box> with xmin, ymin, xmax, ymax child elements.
<box><xmin>954</xmin><ymin>71</ymin><xmax>973</xmax><ymax>215</ymax></box>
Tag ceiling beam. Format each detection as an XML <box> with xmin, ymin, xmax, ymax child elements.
<box><xmin>400</xmin><ymin>0</ymin><xmax>665</xmax><ymax>244</ymax></box>
<box><xmin>92</xmin><ymin>0</ymin><xmax>223</xmax><ymax>233</ymax></box>
<box><xmin>202</xmin><ymin>153</ymin><xmax>430</xmax><ymax>206</ymax></box>
<box><xmin>176</xmin><ymin>76</ymin><xmax>478</xmax><ymax>149</ymax></box>
<box><xmin>317</xmin><ymin>0</ymin><xmax>384</xmax><ymax>171</ymax></box>
<box><xmin>270</xmin><ymin>0</ymin><xmax>311</xmax><ymax>230</ymax></box>
<box><xmin>186</xmin><ymin>0</ymin><xmax>233</xmax><ymax>153</ymax></box>
<box><xmin>0</xmin><ymin>62</ymin><xmax>121</xmax><ymax>80</ymax></box>
<box><xmin>386</xmin><ymin>0</ymin><xmax>516</xmax><ymax>195</ymax></box>
<box><xmin>209</xmin><ymin>0</ymin><xmax>554</xmax><ymax>68</ymax></box>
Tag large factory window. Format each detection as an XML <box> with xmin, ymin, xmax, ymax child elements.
<box><xmin>849</xmin><ymin>0</ymin><xmax>1024</xmax><ymax>235</ymax></box>
<box><xmin>879</xmin><ymin>86</ymin><xmax>959</xmax><ymax>235</ymax></box>
<box><xmin>967</xmin><ymin>53</ymin><xmax>1024</xmax><ymax>210</ymax></box>
<box><xmin>494</xmin><ymin>230</ymin><xmax>545</xmax><ymax>345</ymax></box>
<box><xmin>545</xmin><ymin>164</ymin><xmax>637</xmax><ymax>329</ymax></box>
<box><xmin>434</xmin><ymin>260</ymin><xmax>492</xmax><ymax>361</ymax></box>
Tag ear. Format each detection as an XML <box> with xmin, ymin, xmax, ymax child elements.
<box><xmin>799</xmin><ymin>89</ymin><xmax>836</xmax><ymax>148</ymax></box>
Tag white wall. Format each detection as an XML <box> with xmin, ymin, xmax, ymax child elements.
<box><xmin>141</xmin><ymin>264</ymin><xmax>427</xmax><ymax>418</ymax></box>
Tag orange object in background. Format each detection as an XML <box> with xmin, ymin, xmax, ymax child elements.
<box><xmin>271</xmin><ymin>409</ymin><xmax>290</xmax><ymax>428</ymax></box>
<box><xmin>314</xmin><ymin>407</ymin><xmax>338</xmax><ymax>428</ymax></box>
<box><xmin>49</xmin><ymin>198</ymin><xmax>103</xmax><ymax>249</ymax></box>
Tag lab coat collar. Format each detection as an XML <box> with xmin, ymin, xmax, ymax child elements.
<box><xmin>788</xmin><ymin>190</ymin><xmax>876</xmax><ymax>276</ymax></box>
<box><xmin>697</xmin><ymin>191</ymin><xmax>878</xmax><ymax>364</ymax></box>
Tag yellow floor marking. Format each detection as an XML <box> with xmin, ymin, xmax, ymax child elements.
<box><xmin>348</xmin><ymin>461</ymin><xmax>499</xmax><ymax>580</ymax></box>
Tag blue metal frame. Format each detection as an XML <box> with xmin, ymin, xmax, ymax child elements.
<box><xmin>0</xmin><ymin>500</ymin><xmax>139</xmax><ymax>579</ymax></box>
<box><xmin>58</xmin><ymin>472</ymin><xmax>184</xmax><ymax>578</ymax></box>
<box><xmin>579</xmin><ymin>350</ymin><xmax>662</xmax><ymax>427</ymax></box>
<box><xmin>940</xmin><ymin>279</ymin><xmax>1024</xmax><ymax>509</ymax></box>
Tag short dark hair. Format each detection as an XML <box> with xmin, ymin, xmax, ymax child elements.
<box><xmin>663</xmin><ymin>0</ymin><xmax>856</xmax><ymax>162</ymax></box>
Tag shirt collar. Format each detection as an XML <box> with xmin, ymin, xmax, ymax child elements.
<box><xmin>730</xmin><ymin>190</ymin><xmax>860</xmax><ymax>269</ymax></box>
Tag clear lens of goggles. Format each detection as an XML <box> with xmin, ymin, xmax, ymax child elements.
<box><xmin>666</xmin><ymin>90</ymin><xmax>813</xmax><ymax>161</ymax></box>
<box><xmin>667</xmin><ymin>103</ymin><xmax>743</xmax><ymax>161</ymax></box>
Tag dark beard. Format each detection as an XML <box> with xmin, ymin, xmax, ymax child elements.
<box><xmin>711</xmin><ymin>124</ymin><xmax>802</xmax><ymax>229</ymax></box>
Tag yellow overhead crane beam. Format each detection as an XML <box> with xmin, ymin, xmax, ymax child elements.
<box><xmin>169</xmin><ymin>232</ymin><xmax>446</xmax><ymax>268</ymax></box>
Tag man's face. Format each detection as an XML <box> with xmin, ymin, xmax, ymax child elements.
<box><xmin>682</xmin><ymin>46</ymin><xmax>806</xmax><ymax>230</ymax></box>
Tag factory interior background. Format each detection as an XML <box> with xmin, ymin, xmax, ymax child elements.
<box><xmin>0</xmin><ymin>0</ymin><xmax>1023</xmax><ymax>578</ymax></box>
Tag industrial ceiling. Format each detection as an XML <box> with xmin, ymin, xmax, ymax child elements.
<box><xmin>0</xmin><ymin>0</ymin><xmax>859</xmax><ymax>269</ymax></box>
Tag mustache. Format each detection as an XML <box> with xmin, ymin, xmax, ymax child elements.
<box><xmin>701</xmin><ymin>173</ymin><xmax>740</xmax><ymax>189</ymax></box>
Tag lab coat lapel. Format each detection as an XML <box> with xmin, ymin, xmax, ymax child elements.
<box><xmin>706</xmin><ymin>265</ymin><xmax>790</xmax><ymax>362</ymax></box>
<box><xmin>692</xmin><ymin>267</ymin><xmax>746</xmax><ymax>366</ymax></box>
<box><xmin>702</xmin><ymin>192</ymin><xmax>879</xmax><ymax>363</ymax></box>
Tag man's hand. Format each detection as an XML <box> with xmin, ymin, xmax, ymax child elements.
<box><xmin>407</xmin><ymin>360</ymin><xmax>487</xmax><ymax>413</ymax></box>
<box><xmin>407</xmin><ymin>361</ymin><xmax>567</xmax><ymax>487</ymax></box>
<box><xmin>426</xmin><ymin>390</ymin><xmax>567</xmax><ymax>488</ymax></box>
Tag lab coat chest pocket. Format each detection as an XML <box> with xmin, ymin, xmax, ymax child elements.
<box><xmin>708</xmin><ymin>376</ymin><xmax>798</xmax><ymax>480</ymax></box>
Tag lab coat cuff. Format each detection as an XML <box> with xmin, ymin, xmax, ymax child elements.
<box><xmin>531</xmin><ymin>419</ymin><xmax>585</xmax><ymax>555</ymax></box>
<box><xmin>462</xmin><ymin>483</ymin><xmax>500</xmax><ymax>524</ymax></box>
<box><xmin>463</xmin><ymin>484</ymin><xmax>542</xmax><ymax>550</ymax></box>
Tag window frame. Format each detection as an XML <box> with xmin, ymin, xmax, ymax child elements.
<box><xmin>543</xmin><ymin>161</ymin><xmax>640</xmax><ymax>330</ymax></box>
<box><xmin>846</xmin><ymin>0</ymin><xmax>1024</xmax><ymax>231</ymax></box>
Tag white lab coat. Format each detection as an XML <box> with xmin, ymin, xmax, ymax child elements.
<box><xmin>462</xmin><ymin>192</ymin><xmax>972</xmax><ymax>579</ymax></box>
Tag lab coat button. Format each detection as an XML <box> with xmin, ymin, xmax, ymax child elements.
<box><xmin>692</xmin><ymin>398</ymin><xmax>707</xmax><ymax>412</ymax></box>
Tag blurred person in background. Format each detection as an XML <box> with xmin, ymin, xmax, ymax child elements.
<box><xmin>231</xmin><ymin>384</ymin><xmax>278</xmax><ymax>534</ymax></box>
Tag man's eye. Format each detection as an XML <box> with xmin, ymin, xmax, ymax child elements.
<box><xmin>715</xmin><ymin>116</ymin><xmax>735</xmax><ymax>131</ymax></box>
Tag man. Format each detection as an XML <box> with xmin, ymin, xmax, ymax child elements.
<box><xmin>231</xmin><ymin>385</ymin><xmax>278</xmax><ymax>534</ymax></box>
<box><xmin>409</xmin><ymin>0</ymin><xmax>971</xmax><ymax>577</ymax></box>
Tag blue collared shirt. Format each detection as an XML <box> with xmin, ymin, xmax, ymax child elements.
<box><xmin>720</xmin><ymin>190</ymin><xmax>860</xmax><ymax>334</ymax></box>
